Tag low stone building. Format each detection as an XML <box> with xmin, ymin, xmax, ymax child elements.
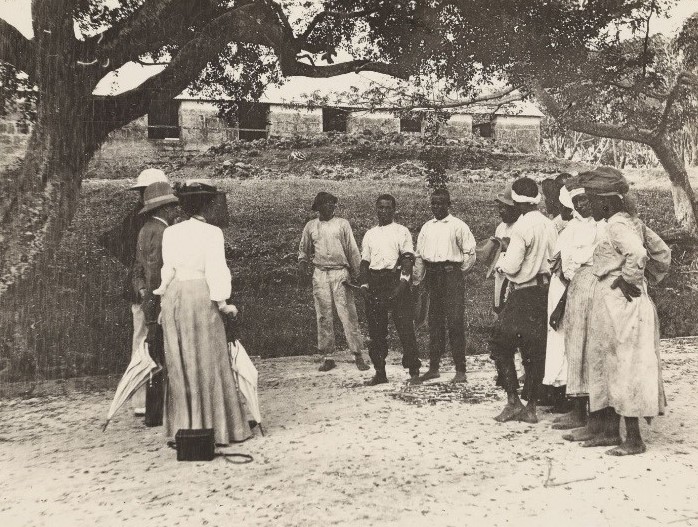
<box><xmin>96</xmin><ymin>94</ymin><xmax>478</xmax><ymax>159</ymax></box>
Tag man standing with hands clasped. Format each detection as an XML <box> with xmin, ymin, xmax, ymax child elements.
<box><xmin>360</xmin><ymin>194</ymin><xmax>422</xmax><ymax>386</ymax></box>
<box><xmin>413</xmin><ymin>188</ymin><xmax>476</xmax><ymax>384</ymax></box>
<box><xmin>298</xmin><ymin>191</ymin><xmax>370</xmax><ymax>373</ymax></box>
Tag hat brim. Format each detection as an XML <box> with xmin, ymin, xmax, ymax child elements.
<box><xmin>177</xmin><ymin>190</ymin><xmax>219</xmax><ymax>197</ymax></box>
<box><xmin>139</xmin><ymin>195</ymin><xmax>179</xmax><ymax>214</ymax></box>
<box><xmin>495</xmin><ymin>195</ymin><xmax>515</xmax><ymax>207</ymax></box>
<box><xmin>129</xmin><ymin>184</ymin><xmax>147</xmax><ymax>191</ymax></box>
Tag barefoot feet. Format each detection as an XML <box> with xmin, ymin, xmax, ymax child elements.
<box><xmin>494</xmin><ymin>403</ymin><xmax>526</xmax><ymax>422</ymax></box>
<box><xmin>606</xmin><ymin>440</ymin><xmax>646</xmax><ymax>456</ymax></box>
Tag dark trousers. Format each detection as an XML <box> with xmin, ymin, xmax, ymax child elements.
<box><xmin>490</xmin><ymin>284</ymin><xmax>548</xmax><ymax>396</ymax></box>
<box><xmin>425</xmin><ymin>263</ymin><xmax>466</xmax><ymax>372</ymax></box>
<box><xmin>366</xmin><ymin>270</ymin><xmax>421</xmax><ymax>375</ymax></box>
<box><xmin>144</xmin><ymin>323</ymin><xmax>165</xmax><ymax>427</ymax></box>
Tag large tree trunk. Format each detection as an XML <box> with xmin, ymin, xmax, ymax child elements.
<box><xmin>0</xmin><ymin>55</ymin><xmax>104</xmax><ymax>381</ymax></box>
<box><xmin>652</xmin><ymin>139</ymin><xmax>698</xmax><ymax>238</ymax></box>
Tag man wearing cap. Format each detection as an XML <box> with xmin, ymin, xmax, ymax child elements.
<box><xmin>298</xmin><ymin>192</ymin><xmax>370</xmax><ymax>372</ymax></box>
<box><xmin>132</xmin><ymin>181</ymin><xmax>180</xmax><ymax>426</ymax></box>
<box><xmin>491</xmin><ymin>183</ymin><xmax>520</xmax><ymax>312</ymax></box>
<box><xmin>98</xmin><ymin>168</ymin><xmax>169</xmax><ymax>416</ymax></box>
<box><xmin>359</xmin><ymin>194</ymin><xmax>421</xmax><ymax>386</ymax></box>
<box><xmin>413</xmin><ymin>188</ymin><xmax>476</xmax><ymax>384</ymax></box>
<box><xmin>491</xmin><ymin>177</ymin><xmax>557</xmax><ymax>424</ymax></box>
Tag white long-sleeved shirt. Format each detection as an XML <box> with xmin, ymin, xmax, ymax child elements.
<box><xmin>153</xmin><ymin>218</ymin><xmax>232</xmax><ymax>302</ymax></box>
<box><xmin>497</xmin><ymin>210</ymin><xmax>557</xmax><ymax>284</ymax></box>
<box><xmin>361</xmin><ymin>222</ymin><xmax>414</xmax><ymax>270</ymax></box>
<box><xmin>298</xmin><ymin>217</ymin><xmax>361</xmax><ymax>276</ymax></box>
<box><xmin>413</xmin><ymin>214</ymin><xmax>476</xmax><ymax>284</ymax></box>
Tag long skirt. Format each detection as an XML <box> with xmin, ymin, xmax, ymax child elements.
<box><xmin>586</xmin><ymin>274</ymin><xmax>666</xmax><ymax>417</ymax></box>
<box><xmin>563</xmin><ymin>266</ymin><xmax>597</xmax><ymax>397</ymax></box>
<box><xmin>161</xmin><ymin>279</ymin><xmax>252</xmax><ymax>444</ymax></box>
<box><xmin>543</xmin><ymin>274</ymin><xmax>567</xmax><ymax>387</ymax></box>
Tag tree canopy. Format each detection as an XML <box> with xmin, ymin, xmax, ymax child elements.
<box><xmin>0</xmin><ymin>0</ymin><xmax>694</xmax><ymax>293</ymax></box>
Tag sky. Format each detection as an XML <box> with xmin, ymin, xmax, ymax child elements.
<box><xmin>1</xmin><ymin>0</ymin><xmax>697</xmax><ymax>98</ymax></box>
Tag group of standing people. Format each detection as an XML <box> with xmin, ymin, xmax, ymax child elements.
<box><xmin>298</xmin><ymin>168</ymin><xmax>670</xmax><ymax>456</ymax></box>
<box><xmin>108</xmin><ymin>164</ymin><xmax>670</xmax><ymax>456</ymax></box>
<box><xmin>106</xmin><ymin>170</ymin><xmax>252</xmax><ymax>446</ymax></box>
<box><xmin>298</xmin><ymin>188</ymin><xmax>475</xmax><ymax>386</ymax></box>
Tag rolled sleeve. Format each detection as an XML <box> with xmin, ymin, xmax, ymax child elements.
<box><xmin>497</xmin><ymin>230</ymin><xmax>526</xmax><ymax>276</ymax></box>
<box><xmin>458</xmin><ymin>224</ymin><xmax>477</xmax><ymax>272</ymax></box>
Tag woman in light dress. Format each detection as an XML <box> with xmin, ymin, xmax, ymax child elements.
<box><xmin>562</xmin><ymin>167</ymin><xmax>670</xmax><ymax>455</ymax></box>
<box><xmin>154</xmin><ymin>189</ymin><xmax>252</xmax><ymax>445</ymax></box>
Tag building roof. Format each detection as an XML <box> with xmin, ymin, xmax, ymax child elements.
<box><xmin>92</xmin><ymin>61</ymin><xmax>544</xmax><ymax>117</ymax></box>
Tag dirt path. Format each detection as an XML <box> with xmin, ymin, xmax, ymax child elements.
<box><xmin>1</xmin><ymin>340</ymin><xmax>697</xmax><ymax>527</ymax></box>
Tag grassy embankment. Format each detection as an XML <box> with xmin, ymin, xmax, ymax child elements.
<box><xmin>2</xmin><ymin>134</ymin><xmax>696</xmax><ymax>382</ymax></box>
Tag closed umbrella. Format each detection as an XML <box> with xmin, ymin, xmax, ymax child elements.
<box><xmin>102</xmin><ymin>341</ymin><xmax>161</xmax><ymax>431</ymax></box>
<box><xmin>228</xmin><ymin>340</ymin><xmax>264</xmax><ymax>435</ymax></box>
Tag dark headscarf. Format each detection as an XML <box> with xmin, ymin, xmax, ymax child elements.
<box><xmin>578</xmin><ymin>166</ymin><xmax>629</xmax><ymax>196</ymax></box>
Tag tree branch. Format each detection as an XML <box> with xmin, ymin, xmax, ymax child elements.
<box><xmin>279</xmin><ymin>58</ymin><xmax>408</xmax><ymax>79</ymax></box>
<box><xmin>84</xmin><ymin>0</ymin><xmax>220</xmax><ymax>72</ymax></box>
<box><xmin>369</xmin><ymin>87</ymin><xmax>522</xmax><ymax>112</ymax></box>
<box><xmin>530</xmin><ymin>79</ymin><xmax>655</xmax><ymax>145</ymax></box>
<box><xmin>658</xmin><ymin>75</ymin><xmax>688</xmax><ymax>136</ymax></box>
<box><xmin>0</xmin><ymin>19</ymin><xmax>36</xmax><ymax>76</ymax></box>
<box><xmin>302</xmin><ymin>8</ymin><xmax>379</xmax><ymax>41</ymax></box>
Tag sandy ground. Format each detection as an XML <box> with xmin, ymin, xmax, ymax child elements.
<box><xmin>1</xmin><ymin>339</ymin><xmax>697</xmax><ymax>527</ymax></box>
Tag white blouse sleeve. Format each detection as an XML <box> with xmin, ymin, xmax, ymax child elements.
<box><xmin>205</xmin><ymin>227</ymin><xmax>232</xmax><ymax>302</ymax></box>
<box><xmin>153</xmin><ymin>227</ymin><xmax>175</xmax><ymax>296</ymax></box>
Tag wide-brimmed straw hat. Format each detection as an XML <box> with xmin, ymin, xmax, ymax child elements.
<box><xmin>176</xmin><ymin>179</ymin><xmax>219</xmax><ymax>197</ymax></box>
<box><xmin>495</xmin><ymin>183</ymin><xmax>515</xmax><ymax>207</ymax></box>
<box><xmin>139</xmin><ymin>181</ymin><xmax>179</xmax><ymax>214</ymax></box>
<box><xmin>129</xmin><ymin>168</ymin><xmax>169</xmax><ymax>190</ymax></box>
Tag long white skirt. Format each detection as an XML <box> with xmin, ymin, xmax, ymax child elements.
<box><xmin>587</xmin><ymin>275</ymin><xmax>666</xmax><ymax>417</ymax></box>
<box><xmin>543</xmin><ymin>274</ymin><xmax>567</xmax><ymax>387</ymax></box>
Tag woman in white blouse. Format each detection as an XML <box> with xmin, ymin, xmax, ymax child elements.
<box><xmin>154</xmin><ymin>189</ymin><xmax>252</xmax><ymax>445</ymax></box>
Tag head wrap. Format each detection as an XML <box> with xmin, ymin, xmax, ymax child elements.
<box><xmin>578</xmin><ymin>166</ymin><xmax>629</xmax><ymax>196</ymax></box>
<box><xmin>511</xmin><ymin>177</ymin><xmax>541</xmax><ymax>205</ymax></box>
<box><xmin>558</xmin><ymin>186</ymin><xmax>574</xmax><ymax>209</ymax></box>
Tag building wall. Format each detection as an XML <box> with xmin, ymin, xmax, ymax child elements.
<box><xmin>346</xmin><ymin>111</ymin><xmax>400</xmax><ymax>134</ymax></box>
<box><xmin>491</xmin><ymin>115</ymin><xmax>541</xmax><ymax>153</ymax></box>
<box><xmin>268</xmin><ymin>105</ymin><xmax>323</xmax><ymax>137</ymax></box>
<box><xmin>440</xmin><ymin>114</ymin><xmax>473</xmax><ymax>138</ymax></box>
<box><xmin>179</xmin><ymin>100</ymin><xmax>234</xmax><ymax>145</ymax></box>
<box><xmin>0</xmin><ymin>110</ymin><xmax>31</xmax><ymax>152</ymax></box>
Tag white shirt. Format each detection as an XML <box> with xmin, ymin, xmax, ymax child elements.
<box><xmin>413</xmin><ymin>214</ymin><xmax>477</xmax><ymax>284</ymax></box>
<box><xmin>153</xmin><ymin>218</ymin><xmax>232</xmax><ymax>302</ymax></box>
<box><xmin>497</xmin><ymin>210</ymin><xmax>557</xmax><ymax>284</ymax></box>
<box><xmin>559</xmin><ymin>217</ymin><xmax>605</xmax><ymax>281</ymax></box>
<box><xmin>361</xmin><ymin>222</ymin><xmax>414</xmax><ymax>270</ymax></box>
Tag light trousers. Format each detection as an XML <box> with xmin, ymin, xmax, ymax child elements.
<box><xmin>312</xmin><ymin>267</ymin><xmax>363</xmax><ymax>357</ymax></box>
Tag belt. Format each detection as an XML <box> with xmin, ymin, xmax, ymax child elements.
<box><xmin>314</xmin><ymin>265</ymin><xmax>347</xmax><ymax>272</ymax></box>
<box><xmin>425</xmin><ymin>261</ymin><xmax>461</xmax><ymax>268</ymax></box>
<box><xmin>368</xmin><ymin>268</ymin><xmax>399</xmax><ymax>275</ymax></box>
<box><xmin>510</xmin><ymin>274</ymin><xmax>550</xmax><ymax>291</ymax></box>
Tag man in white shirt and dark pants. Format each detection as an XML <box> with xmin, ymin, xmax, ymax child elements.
<box><xmin>360</xmin><ymin>194</ymin><xmax>422</xmax><ymax>386</ymax></box>
<box><xmin>492</xmin><ymin>177</ymin><xmax>558</xmax><ymax>424</ymax></box>
<box><xmin>413</xmin><ymin>188</ymin><xmax>477</xmax><ymax>384</ymax></box>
